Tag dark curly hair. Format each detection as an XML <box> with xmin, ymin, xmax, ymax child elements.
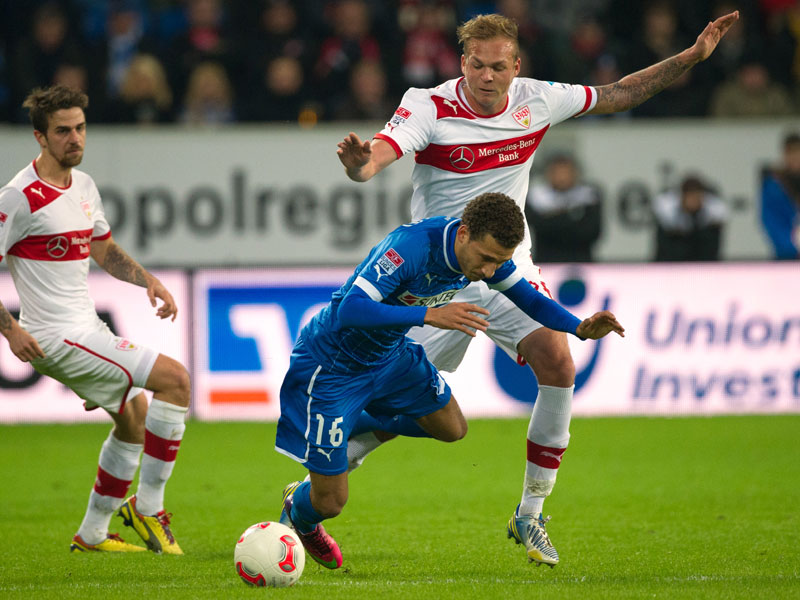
<box><xmin>461</xmin><ymin>192</ymin><xmax>525</xmax><ymax>249</ymax></box>
<box><xmin>22</xmin><ymin>85</ymin><xmax>88</xmax><ymax>134</ymax></box>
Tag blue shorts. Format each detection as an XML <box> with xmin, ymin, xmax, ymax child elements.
<box><xmin>275</xmin><ymin>338</ymin><xmax>451</xmax><ymax>475</ymax></box>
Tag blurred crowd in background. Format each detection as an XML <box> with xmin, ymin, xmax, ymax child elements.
<box><xmin>1</xmin><ymin>0</ymin><xmax>800</xmax><ymax>125</ymax></box>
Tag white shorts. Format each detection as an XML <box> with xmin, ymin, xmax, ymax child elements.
<box><xmin>408</xmin><ymin>255</ymin><xmax>553</xmax><ymax>372</ymax></box>
<box><xmin>29</xmin><ymin>319</ymin><xmax>159</xmax><ymax>414</ymax></box>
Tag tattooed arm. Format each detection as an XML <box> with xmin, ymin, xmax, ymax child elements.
<box><xmin>0</xmin><ymin>300</ymin><xmax>45</xmax><ymax>361</ymax></box>
<box><xmin>91</xmin><ymin>236</ymin><xmax>178</xmax><ymax>321</ymax></box>
<box><xmin>589</xmin><ymin>11</ymin><xmax>739</xmax><ymax>115</ymax></box>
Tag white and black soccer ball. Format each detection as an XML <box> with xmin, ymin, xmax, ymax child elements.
<box><xmin>234</xmin><ymin>521</ymin><xmax>305</xmax><ymax>587</ymax></box>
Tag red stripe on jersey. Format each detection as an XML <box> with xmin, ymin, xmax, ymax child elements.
<box><xmin>145</xmin><ymin>430</ymin><xmax>181</xmax><ymax>462</ymax></box>
<box><xmin>94</xmin><ymin>465</ymin><xmax>133</xmax><ymax>498</ymax></box>
<box><xmin>7</xmin><ymin>229</ymin><xmax>93</xmax><ymax>261</ymax></box>
<box><xmin>415</xmin><ymin>125</ymin><xmax>549</xmax><ymax>174</ymax></box>
<box><xmin>431</xmin><ymin>95</ymin><xmax>475</xmax><ymax>120</ymax></box>
<box><xmin>575</xmin><ymin>86</ymin><xmax>593</xmax><ymax>116</ymax></box>
<box><xmin>526</xmin><ymin>440</ymin><xmax>566</xmax><ymax>469</ymax></box>
<box><xmin>92</xmin><ymin>230</ymin><xmax>111</xmax><ymax>242</ymax></box>
<box><xmin>374</xmin><ymin>133</ymin><xmax>403</xmax><ymax>159</ymax></box>
<box><xmin>63</xmin><ymin>338</ymin><xmax>133</xmax><ymax>414</ymax></box>
<box><xmin>23</xmin><ymin>181</ymin><xmax>62</xmax><ymax>213</ymax></box>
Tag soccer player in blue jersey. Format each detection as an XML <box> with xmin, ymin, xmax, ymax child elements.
<box><xmin>274</xmin><ymin>193</ymin><xmax>624</xmax><ymax>568</ymax></box>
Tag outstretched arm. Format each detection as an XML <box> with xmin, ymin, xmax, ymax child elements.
<box><xmin>91</xmin><ymin>236</ymin><xmax>178</xmax><ymax>321</ymax></box>
<box><xmin>336</xmin><ymin>133</ymin><xmax>399</xmax><ymax>182</ymax></box>
<box><xmin>589</xmin><ymin>11</ymin><xmax>739</xmax><ymax>115</ymax></box>
<box><xmin>501</xmin><ymin>280</ymin><xmax>625</xmax><ymax>339</ymax></box>
<box><xmin>0</xmin><ymin>300</ymin><xmax>45</xmax><ymax>361</ymax></box>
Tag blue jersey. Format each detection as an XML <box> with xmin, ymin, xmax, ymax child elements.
<box><xmin>301</xmin><ymin>217</ymin><xmax>521</xmax><ymax>371</ymax></box>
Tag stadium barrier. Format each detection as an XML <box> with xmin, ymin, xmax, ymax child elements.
<box><xmin>2</xmin><ymin>262</ymin><xmax>798</xmax><ymax>423</ymax></box>
<box><xmin>0</xmin><ymin>120</ymin><xmax>791</xmax><ymax>266</ymax></box>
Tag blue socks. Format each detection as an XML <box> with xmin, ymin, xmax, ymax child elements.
<box><xmin>290</xmin><ymin>481</ymin><xmax>323</xmax><ymax>534</ymax></box>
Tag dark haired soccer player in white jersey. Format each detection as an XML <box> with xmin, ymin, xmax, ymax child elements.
<box><xmin>0</xmin><ymin>86</ymin><xmax>189</xmax><ymax>554</ymax></box>
<box><xmin>337</xmin><ymin>11</ymin><xmax>739</xmax><ymax>566</ymax></box>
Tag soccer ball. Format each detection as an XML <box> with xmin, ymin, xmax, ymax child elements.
<box><xmin>234</xmin><ymin>521</ymin><xmax>305</xmax><ymax>587</ymax></box>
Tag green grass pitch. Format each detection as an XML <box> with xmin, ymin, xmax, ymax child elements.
<box><xmin>1</xmin><ymin>416</ymin><xmax>798</xmax><ymax>599</ymax></box>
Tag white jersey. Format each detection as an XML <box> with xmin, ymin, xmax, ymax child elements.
<box><xmin>0</xmin><ymin>161</ymin><xmax>111</xmax><ymax>335</ymax></box>
<box><xmin>376</xmin><ymin>76</ymin><xmax>596</xmax><ymax>258</ymax></box>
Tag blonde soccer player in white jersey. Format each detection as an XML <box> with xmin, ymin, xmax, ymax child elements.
<box><xmin>337</xmin><ymin>11</ymin><xmax>739</xmax><ymax>566</ymax></box>
<box><xmin>0</xmin><ymin>86</ymin><xmax>189</xmax><ymax>554</ymax></box>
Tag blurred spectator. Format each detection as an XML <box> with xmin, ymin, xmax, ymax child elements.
<box><xmin>246</xmin><ymin>0</ymin><xmax>314</xmax><ymax>68</ymax></box>
<box><xmin>10</xmin><ymin>1</ymin><xmax>86</xmax><ymax>121</ymax></box>
<box><xmin>554</xmin><ymin>12</ymin><xmax>613</xmax><ymax>84</ymax></box>
<box><xmin>760</xmin><ymin>0</ymin><xmax>800</xmax><ymax>88</ymax></box>
<box><xmin>52</xmin><ymin>61</ymin><xmax>89</xmax><ymax>93</ymax></box>
<box><xmin>105</xmin><ymin>53</ymin><xmax>173</xmax><ymax>123</ymax></box>
<box><xmin>313</xmin><ymin>0</ymin><xmax>382</xmax><ymax>116</ymax></box>
<box><xmin>332</xmin><ymin>59</ymin><xmax>396</xmax><ymax>120</ymax></box>
<box><xmin>526</xmin><ymin>154</ymin><xmax>603</xmax><ymax>263</ymax></box>
<box><xmin>652</xmin><ymin>175</ymin><xmax>727</xmax><ymax>261</ymax></box>
<box><xmin>496</xmin><ymin>0</ymin><xmax>559</xmax><ymax>81</ymax></box>
<box><xmin>396</xmin><ymin>1</ymin><xmax>460</xmax><ymax>89</ymax></box>
<box><xmin>705</xmin><ymin>0</ymin><xmax>763</xmax><ymax>87</ymax></box>
<box><xmin>0</xmin><ymin>37</ymin><xmax>10</xmax><ymax>122</ymax></box>
<box><xmin>241</xmin><ymin>56</ymin><xmax>312</xmax><ymax>122</ymax></box>
<box><xmin>709</xmin><ymin>57</ymin><xmax>795</xmax><ymax>117</ymax></box>
<box><xmin>622</xmin><ymin>0</ymin><xmax>713</xmax><ymax>116</ymax></box>
<box><xmin>760</xmin><ymin>132</ymin><xmax>800</xmax><ymax>259</ymax></box>
<box><xmin>179</xmin><ymin>61</ymin><xmax>235</xmax><ymax>125</ymax></box>
<box><xmin>166</xmin><ymin>0</ymin><xmax>242</xmax><ymax>105</ymax></box>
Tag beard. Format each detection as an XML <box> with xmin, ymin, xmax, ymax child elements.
<box><xmin>57</xmin><ymin>149</ymin><xmax>83</xmax><ymax>168</ymax></box>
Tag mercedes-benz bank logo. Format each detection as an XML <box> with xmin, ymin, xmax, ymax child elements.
<box><xmin>47</xmin><ymin>235</ymin><xmax>69</xmax><ymax>258</ymax></box>
<box><xmin>449</xmin><ymin>146</ymin><xmax>475</xmax><ymax>170</ymax></box>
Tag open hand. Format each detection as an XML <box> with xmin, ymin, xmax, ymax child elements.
<box><xmin>336</xmin><ymin>132</ymin><xmax>372</xmax><ymax>171</ymax></box>
<box><xmin>690</xmin><ymin>11</ymin><xmax>739</xmax><ymax>62</ymax></box>
<box><xmin>576</xmin><ymin>310</ymin><xmax>625</xmax><ymax>340</ymax></box>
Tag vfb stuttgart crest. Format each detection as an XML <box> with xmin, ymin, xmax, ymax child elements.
<box><xmin>512</xmin><ymin>105</ymin><xmax>531</xmax><ymax>128</ymax></box>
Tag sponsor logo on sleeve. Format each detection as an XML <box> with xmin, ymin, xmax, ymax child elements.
<box><xmin>0</xmin><ymin>211</ymin><xmax>7</xmax><ymax>225</ymax></box>
<box><xmin>377</xmin><ymin>248</ymin><xmax>404</xmax><ymax>272</ymax></box>
<box><xmin>388</xmin><ymin>107</ymin><xmax>411</xmax><ymax>131</ymax></box>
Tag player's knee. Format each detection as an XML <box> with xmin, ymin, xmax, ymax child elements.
<box><xmin>525</xmin><ymin>344</ymin><xmax>575</xmax><ymax>385</ymax></box>
<box><xmin>172</xmin><ymin>364</ymin><xmax>192</xmax><ymax>407</ymax></box>
<box><xmin>162</xmin><ymin>361</ymin><xmax>191</xmax><ymax>407</ymax></box>
<box><xmin>439</xmin><ymin>418</ymin><xmax>468</xmax><ymax>442</ymax></box>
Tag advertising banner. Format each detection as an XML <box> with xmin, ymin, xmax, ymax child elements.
<box><xmin>0</xmin><ymin>271</ymin><xmax>190</xmax><ymax>423</ymax></box>
<box><xmin>0</xmin><ymin>121</ymin><xmax>789</xmax><ymax>266</ymax></box>
<box><xmin>192</xmin><ymin>263</ymin><xmax>800</xmax><ymax>421</ymax></box>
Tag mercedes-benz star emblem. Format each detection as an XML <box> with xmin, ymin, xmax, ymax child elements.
<box><xmin>449</xmin><ymin>146</ymin><xmax>475</xmax><ymax>170</ymax></box>
<box><xmin>46</xmin><ymin>235</ymin><xmax>69</xmax><ymax>258</ymax></box>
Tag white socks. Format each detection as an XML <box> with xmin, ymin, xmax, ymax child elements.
<box><xmin>77</xmin><ymin>432</ymin><xmax>142</xmax><ymax>544</ymax></box>
<box><xmin>520</xmin><ymin>385</ymin><xmax>573</xmax><ymax>516</ymax></box>
<box><xmin>135</xmin><ymin>399</ymin><xmax>187</xmax><ymax>516</ymax></box>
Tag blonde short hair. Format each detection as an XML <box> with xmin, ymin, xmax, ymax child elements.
<box><xmin>456</xmin><ymin>14</ymin><xmax>519</xmax><ymax>58</ymax></box>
